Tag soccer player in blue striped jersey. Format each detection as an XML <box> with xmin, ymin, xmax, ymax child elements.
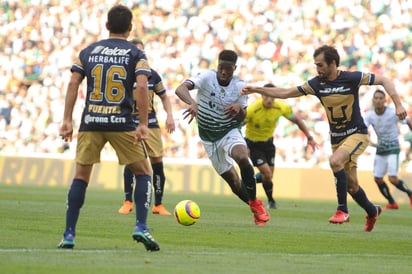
<box><xmin>175</xmin><ymin>49</ymin><xmax>270</xmax><ymax>226</ymax></box>
<box><xmin>118</xmin><ymin>38</ymin><xmax>175</xmax><ymax>216</ymax></box>
<box><xmin>242</xmin><ymin>45</ymin><xmax>407</xmax><ymax>232</ymax></box>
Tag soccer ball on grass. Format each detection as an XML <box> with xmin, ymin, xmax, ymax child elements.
<box><xmin>174</xmin><ymin>200</ymin><xmax>200</xmax><ymax>226</ymax></box>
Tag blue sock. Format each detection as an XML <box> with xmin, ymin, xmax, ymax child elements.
<box><xmin>65</xmin><ymin>179</ymin><xmax>87</xmax><ymax>236</ymax></box>
<box><xmin>333</xmin><ymin>169</ymin><xmax>348</xmax><ymax>213</ymax></box>
<box><xmin>123</xmin><ymin>166</ymin><xmax>134</xmax><ymax>202</ymax></box>
<box><xmin>134</xmin><ymin>174</ymin><xmax>152</xmax><ymax>230</ymax></box>
<box><xmin>350</xmin><ymin>186</ymin><xmax>376</xmax><ymax>217</ymax></box>
<box><xmin>152</xmin><ymin>162</ymin><xmax>165</xmax><ymax>206</ymax></box>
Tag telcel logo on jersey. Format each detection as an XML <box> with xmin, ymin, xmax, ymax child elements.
<box><xmin>91</xmin><ymin>46</ymin><xmax>131</xmax><ymax>56</ymax></box>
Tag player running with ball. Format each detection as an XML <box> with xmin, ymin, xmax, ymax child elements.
<box><xmin>175</xmin><ymin>49</ymin><xmax>270</xmax><ymax>226</ymax></box>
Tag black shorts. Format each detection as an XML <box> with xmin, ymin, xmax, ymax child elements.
<box><xmin>245</xmin><ymin>137</ymin><xmax>276</xmax><ymax>167</ymax></box>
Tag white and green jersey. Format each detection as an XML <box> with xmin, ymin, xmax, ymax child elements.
<box><xmin>363</xmin><ymin>107</ymin><xmax>401</xmax><ymax>155</ymax></box>
<box><xmin>186</xmin><ymin>70</ymin><xmax>247</xmax><ymax>142</ymax></box>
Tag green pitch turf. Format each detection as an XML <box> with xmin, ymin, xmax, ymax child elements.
<box><xmin>0</xmin><ymin>184</ymin><xmax>411</xmax><ymax>274</ymax></box>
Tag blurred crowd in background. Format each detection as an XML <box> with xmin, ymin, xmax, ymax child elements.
<box><xmin>1</xmin><ymin>0</ymin><xmax>412</xmax><ymax>169</ymax></box>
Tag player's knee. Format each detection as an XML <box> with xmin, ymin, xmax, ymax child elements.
<box><xmin>329</xmin><ymin>158</ymin><xmax>343</xmax><ymax>171</ymax></box>
<box><xmin>237</xmin><ymin>157</ymin><xmax>251</xmax><ymax>168</ymax></box>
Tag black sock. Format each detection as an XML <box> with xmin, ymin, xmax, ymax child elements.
<box><xmin>395</xmin><ymin>179</ymin><xmax>412</xmax><ymax>196</ymax></box>
<box><xmin>238</xmin><ymin>180</ymin><xmax>250</xmax><ymax>204</ymax></box>
<box><xmin>152</xmin><ymin>162</ymin><xmax>166</xmax><ymax>206</ymax></box>
<box><xmin>134</xmin><ymin>174</ymin><xmax>152</xmax><ymax>230</ymax></box>
<box><xmin>240</xmin><ymin>164</ymin><xmax>256</xmax><ymax>200</ymax></box>
<box><xmin>350</xmin><ymin>186</ymin><xmax>376</xmax><ymax>217</ymax></box>
<box><xmin>65</xmin><ymin>179</ymin><xmax>87</xmax><ymax>236</ymax></box>
<box><xmin>333</xmin><ymin>169</ymin><xmax>348</xmax><ymax>212</ymax></box>
<box><xmin>123</xmin><ymin>166</ymin><xmax>134</xmax><ymax>202</ymax></box>
<box><xmin>262</xmin><ymin>180</ymin><xmax>274</xmax><ymax>202</ymax></box>
<box><xmin>377</xmin><ymin>182</ymin><xmax>396</xmax><ymax>204</ymax></box>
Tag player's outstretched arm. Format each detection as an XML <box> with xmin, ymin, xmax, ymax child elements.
<box><xmin>373</xmin><ymin>74</ymin><xmax>407</xmax><ymax>120</ymax></box>
<box><xmin>175</xmin><ymin>82</ymin><xmax>198</xmax><ymax>123</ymax></box>
<box><xmin>241</xmin><ymin>86</ymin><xmax>301</xmax><ymax>99</ymax></box>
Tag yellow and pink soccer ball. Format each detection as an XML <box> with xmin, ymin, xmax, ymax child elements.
<box><xmin>174</xmin><ymin>200</ymin><xmax>200</xmax><ymax>226</ymax></box>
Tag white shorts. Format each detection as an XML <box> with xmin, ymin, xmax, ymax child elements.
<box><xmin>373</xmin><ymin>153</ymin><xmax>399</xmax><ymax>178</ymax></box>
<box><xmin>202</xmin><ymin>128</ymin><xmax>247</xmax><ymax>175</ymax></box>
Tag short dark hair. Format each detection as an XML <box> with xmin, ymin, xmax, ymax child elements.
<box><xmin>374</xmin><ymin>89</ymin><xmax>386</xmax><ymax>97</ymax></box>
<box><xmin>218</xmin><ymin>50</ymin><xmax>238</xmax><ymax>65</ymax></box>
<box><xmin>263</xmin><ymin>83</ymin><xmax>275</xmax><ymax>88</ymax></box>
<box><xmin>314</xmin><ymin>45</ymin><xmax>340</xmax><ymax>67</ymax></box>
<box><xmin>107</xmin><ymin>5</ymin><xmax>133</xmax><ymax>34</ymax></box>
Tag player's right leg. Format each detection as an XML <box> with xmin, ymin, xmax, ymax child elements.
<box><xmin>257</xmin><ymin>164</ymin><xmax>276</xmax><ymax>209</ymax></box>
<box><xmin>58</xmin><ymin>131</ymin><xmax>105</xmax><ymax>249</ymax></box>
<box><xmin>387</xmin><ymin>154</ymin><xmax>412</xmax><ymax>209</ymax></box>
<box><xmin>375</xmin><ymin>154</ymin><xmax>398</xmax><ymax>209</ymax></box>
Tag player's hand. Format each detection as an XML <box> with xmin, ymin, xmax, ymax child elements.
<box><xmin>166</xmin><ymin>115</ymin><xmax>175</xmax><ymax>133</ymax></box>
<box><xmin>135</xmin><ymin>124</ymin><xmax>149</xmax><ymax>142</ymax></box>
<box><xmin>224</xmin><ymin>103</ymin><xmax>244</xmax><ymax>120</ymax></box>
<box><xmin>59</xmin><ymin>121</ymin><xmax>73</xmax><ymax>142</ymax></box>
<box><xmin>395</xmin><ymin>105</ymin><xmax>407</xmax><ymax>120</ymax></box>
<box><xmin>307</xmin><ymin>138</ymin><xmax>320</xmax><ymax>152</ymax></box>
<box><xmin>241</xmin><ymin>86</ymin><xmax>256</xmax><ymax>95</ymax></box>
<box><xmin>183</xmin><ymin>104</ymin><xmax>198</xmax><ymax>124</ymax></box>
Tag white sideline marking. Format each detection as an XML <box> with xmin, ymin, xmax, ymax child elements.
<box><xmin>0</xmin><ymin>248</ymin><xmax>411</xmax><ymax>258</ymax></box>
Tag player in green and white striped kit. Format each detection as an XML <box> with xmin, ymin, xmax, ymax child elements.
<box><xmin>364</xmin><ymin>89</ymin><xmax>412</xmax><ymax>209</ymax></box>
<box><xmin>175</xmin><ymin>49</ymin><xmax>270</xmax><ymax>226</ymax></box>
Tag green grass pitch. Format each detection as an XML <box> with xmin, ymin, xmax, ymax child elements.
<box><xmin>0</xmin><ymin>184</ymin><xmax>411</xmax><ymax>274</ymax></box>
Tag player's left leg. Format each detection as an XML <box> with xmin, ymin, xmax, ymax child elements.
<box><xmin>347</xmin><ymin>166</ymin><xmax>381</xmax><ymax>231</ymax></box>
<box><xmin>387</xmin><ymin>153</ymin><xmax>412</xmax><ymax>208</ymax></box>
<box><xmin>230</xmin><ymin>143</ymin><xmax>270</xmax><ymax>225</ymax></box>
<box><xmin>118</xmin><ymin>166</ymin><xmax>135</xmax><ymax>214</ymax></box>
<box><xmin>151</xmin><ymin>159</ymin><xmax>171</xmax><ymax>215</ymax></box>
<box><xmin>109</xmin><ymin>131</ymin><xmax>159</xmax><ymax>251</ymax></box>
<box><xmin>344</xmin><ymin>134</ymin><xmax>381</xmax><ymax>231</ymax></box>
<box><xmin>257</xmin><ymin>163</ymin><xmax>276</xmax><ymax>209</ymax></box>
<box><xmin>145</xmin><ymin>128</ymin><xmax>171</xmax><ymax>215</ymax></box>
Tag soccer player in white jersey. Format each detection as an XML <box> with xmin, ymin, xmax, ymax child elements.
<box><xmin>363</xmin><ymin>89</ymin><xmax>412</xmax><ymax>209</ymax></box>
<box><xmin>175</xmin><ymin>49</ymin><xmax>270</xmax><ymax>226</ymax></box>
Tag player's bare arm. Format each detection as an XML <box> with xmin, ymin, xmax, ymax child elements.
<box><xmin>60</xmin><ymin>72</ymin><xmax>83</xmax><ymax>142</ymax></box>
<box><xmin>135</xmin><ymin>74</ymin><xmax>149</xmax><ymax>142</ymax></box>
<box><xmin>175</xmin><ymin>82</ymin><xmax>198</xmax><ymax>123</ymax></box>
<box><xmin>290</xmin><ymin>116</ymin><xmax>319</xmax><ymax>151</ymax></box>
<box><xmin>241</xmin><ymin>86</ymin><xmax>301</xmax><ymax>99</ymax></box>
<box><xmin>159</xmin><ymin>93</ymin><xmax>176</xmax><ymax>133</ymax></box>
<box><xmin>373</xmin><ymin>74</ymin><xmax>407</xmax><ymax>120</ymax></box>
